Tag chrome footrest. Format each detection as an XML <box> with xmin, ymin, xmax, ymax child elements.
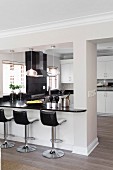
<box><xmin>50</xmin><ymin>139</ymin><xmax>63</xmax><ymax>143</ymax></box>
<box><xmin>27</xmin><ymin>137</ymin><xmax>35</xmax><ymax>140</ymax></box>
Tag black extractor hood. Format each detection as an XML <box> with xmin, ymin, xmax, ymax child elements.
<box><xmin>25</xmin><ymin>51</ymin><xmax>47</xmax><ymax>95</ymax></box>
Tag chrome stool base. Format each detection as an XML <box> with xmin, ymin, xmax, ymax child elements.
<box><xmin>16</xmin><ymin>145</ymin><xmax>37</xmax><ymax>153</ymax></box>
<box><xmin>0</xmin><ymin>141</ymin><xmax>15</xmax><ymax>149</ymax></box>
<box><xmin>42</xmin><ymin>149</ymin><xmax>64</xmax><ymax>159</ymax></box>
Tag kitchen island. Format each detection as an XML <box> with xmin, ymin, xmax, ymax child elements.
<box><xmin>0</xmin><ymin>100</ymin><xmax>86</xmax><ymax>154</ymax></box>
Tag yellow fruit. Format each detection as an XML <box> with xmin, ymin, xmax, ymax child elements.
<box><xmin>26</xmin><ymin>100</ymin><xmax>42</xmax><ymax>104</ymax></box>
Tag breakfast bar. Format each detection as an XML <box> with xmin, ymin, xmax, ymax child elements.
<box><xmin>0</xmin><ymin>100</ymin><xmax>86</xmax><ymax>153</ymax></box>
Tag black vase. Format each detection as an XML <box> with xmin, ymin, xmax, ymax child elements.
<box><xmin>49</xmin><ymin>95</ymin><xmax>53</xmax><ymax>103</ymax></box>
<box><xmin>54</xmin><ymin>95</ymin><xmax>59</xmax><ymax>103</ymax></box>
<box><xmin>49</xmin><ymin>95</ymin><xmax>53</xmax><ymax>108</ymax></box>
<box><xmin>54</xmin><ymin>95</ymin><xmax>59</xmax><ymax>108</ymax></box>
<box><xmin>10</xmin><ymin>92</ymin><xmax>17</xmax><ymax>102</ymax></box>
<box><xmin>18</xmin><ymin>92</ymin><xmax>23</xmax><ymax>100</ymax></box>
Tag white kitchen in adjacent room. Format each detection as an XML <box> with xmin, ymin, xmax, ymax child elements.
<box><xmin>97</xmin><ymin>42</ymin><xmax>113</xmax><ymax>116</ymax></box>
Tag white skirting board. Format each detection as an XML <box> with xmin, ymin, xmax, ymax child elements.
<box><xmin>0</xmin><ymin>134</ymin><xmax>73</xmax><ymax>152</ymax></box>
<box><xmin>72</xmin><ymin>137</ymin><xmax>99</xmax><ymax>156</ymax></box>
<box><xmin>0</xmin><ymin>134</ymin><xmax>98</xmax><ymax>156</ymax></box>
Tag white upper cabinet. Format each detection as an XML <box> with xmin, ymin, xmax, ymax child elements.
<box><xmin>97</xmin><ymin>61</ymin><xmax>106</xmax><ymax>79</ymax></box>
<box><xmin>106</xmin><ymin>60</ymin><xmax>113</xmax><ymax>79</ymax></box>
<box><xmin>60</xmin><ymin>59</ymin><xmax>73</xmax><ymax>83</ymax></box>
<box><xmin>97</xmin><ymin>56</ymin><xmax>113</xmax><ymax>79</ymax></box>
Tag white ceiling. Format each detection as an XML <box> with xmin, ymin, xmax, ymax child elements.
<box><xmin>1</xmin><ymin>0</ymin><xmax>113</xmax><ymax>32</ymax></box>
<box><xmin>1</xmin><ymin>0</ymin><xmax>113</xmax><ymax>55</ymax></box>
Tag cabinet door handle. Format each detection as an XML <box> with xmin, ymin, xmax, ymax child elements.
<box><xmin>104</xmin><ymin>73</ymin><xmax>106</xmax><ymax>77</ymax></box>
<box><xmin>106</xmin><ymin>73</ymin><xmax>107</xmax><ymax>77</ymax></box>
<box><xmin>69</xmin><ymin>76</ymin><xmax>71</xmax><ymax>81</ymax></box>
<box><xmin>104</xmin><ymin>93</ymin><xmax>107</xmax><ymax>97</ymax></box>
<box><xmin>104</xmin><ymin>73</ymin><xmax>107</xmax><ymax>77</ymax></box>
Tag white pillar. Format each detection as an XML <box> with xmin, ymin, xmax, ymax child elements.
<box><xmin>86</xmin><ymin>41</ymin><xmax>98</xmax><ymax>151</ymax></box>
<box><xmin>72</xmin><ymin>40</ymin><xmax>98</xmax><ymax>155</ymax></box>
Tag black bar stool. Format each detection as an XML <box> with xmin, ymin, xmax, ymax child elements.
<box><xmin>40</xmin><ymin>110</ymin><xmax>66</xmax><ymax>159</ymax></box>
<box><xmin>0</xmin><ymin>109</ymin><xmax>15</xmax><ymax>149</ymax></box>
<box><xmin>13</xmin><ymin>110</ymin><xmax>39</xmax><ymax>153</ymax></box>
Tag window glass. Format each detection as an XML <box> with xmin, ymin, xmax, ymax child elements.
<box><xmin>47</xmin><ymin>67</ymin><xmax>59</xmax><ymax>90</ymax></box>
<box><xmin>3</xmin><ymin>61</ymin><xmax>26</xmax><ymax>95</ymax></box>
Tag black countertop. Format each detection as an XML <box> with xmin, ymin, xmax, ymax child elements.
<box><xmin>97</xmin><ymin>87</ymin><xmax>113</xmax><ymax>91</ymax></box>
<box><xmin>0</xmin><ymin>100</ymin><xmax>86</xmax><ymax>113</ymax></box>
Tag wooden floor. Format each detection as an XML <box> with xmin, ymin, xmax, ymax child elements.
<box><xmin>1</xmin><ymin>116</ymin><xmax>113</xmax><ymax>170</ymax></box>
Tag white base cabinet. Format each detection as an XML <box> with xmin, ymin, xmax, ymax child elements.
<box><xmin>106</xmin><ymin>92</ymin><xmax>113</xmax><ymax>113</ymax></box>
<box><xmin>97</xmin><ymin>92</ymin><xmax>106</xmax><ymax>113</ymax></box>
<box><xmin>97</xmin><ymin>91</ymin><xmax>113</xmax><ymax>114</ymax></box>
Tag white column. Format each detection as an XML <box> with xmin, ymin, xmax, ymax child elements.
<box><xmin>72</xmin><ymin>40</ymin><xmax>98</xmax><ymax>155</ymax></box>
<box><xmin>86</xmin><ymin>41</ymin><xmax>98</xmax><ymax>151</ymax></box>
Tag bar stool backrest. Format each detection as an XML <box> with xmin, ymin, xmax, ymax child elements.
<box><xmin>0</xmin><ymin>109</ymin><xmax>8</xmax><ymax>122</ymax></box>
<box><xmin>13</xmin><ymin>110</ymin><xmax>29</xmax><ymax>125</ymax></box>
<box><xmin>40</xmin><ymin>110</ymin><xmax>59</xmax><ymax>127</ymax></box>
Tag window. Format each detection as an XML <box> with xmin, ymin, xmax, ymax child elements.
<box><xmin>3</xmin><ymin>61</ymin><xmax>26</xmax><ymax>95</ymax></box>
<box><xmin>47</xmin><ymin>67</ymin><xmax>59</xmax><ymax>90</ymax></box>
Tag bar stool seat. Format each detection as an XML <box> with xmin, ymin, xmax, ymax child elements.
<box><xmin>40</xmin><ymin>110</ymin><xmax>66</xmax><ymax>159</ymax></box>
<box><xmin>0</xmin><ymin>109</ymin><xmax>15</xmax><ymax>149</ymax></box>
<box><xmin>13</xmin><ymin>110</ymin><xmax>39</xmax><ymax>153</ymax></box>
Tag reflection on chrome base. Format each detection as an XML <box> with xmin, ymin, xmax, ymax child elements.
<box><xmin>0</xmin><ymin>141</ymin><xmax>15</xmax><ymax>149</ymax></box>
<box><xmin>42</xmin><ymin>149</ymin><xmax>64</xmax><ymax>159</ymax></box>
<box><xmin>16</xmin><ymin>144</ymin><xmax>37</xmax><ymax>153</ymax></box>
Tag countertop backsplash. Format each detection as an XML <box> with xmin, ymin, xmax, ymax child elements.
<box><xmin>97</xmin><ymin>79</ymin><xmax>113</xmax><ymax>87</ymax></box>
<box><xmin>61</xmin><ymin>83</ymin><xmax>74</xmax><ymax>90</ymax></box>
<box><xmin>97</xmin><ymin>79</ymin><xmax>113</xmax><ymax>91</ymax></box>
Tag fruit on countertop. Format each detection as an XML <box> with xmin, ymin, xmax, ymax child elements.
<box><xmin>26</xmin><ymin>100</ymin><xmax>43</xmax><ymax>104</ymax></box>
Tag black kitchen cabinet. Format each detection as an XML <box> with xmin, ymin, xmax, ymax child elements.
<box><xmin>25</xmin><ymin>51</ymin><xmax>47</xmax><ymax>95</ymax></box>
<box><xmin>25</xmin><ymin>51</ymin><xmax>47</xmax><ymax>71</ymax></box>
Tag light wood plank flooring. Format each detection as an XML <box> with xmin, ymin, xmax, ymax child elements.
<box><xmin>1</xmin><ymin>116</ymin><xmax>113</xmax><ymax>170</ymax></box>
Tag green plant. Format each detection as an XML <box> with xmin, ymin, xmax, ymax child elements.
<box><xmin>15</xmin><ymin>85</ymin><xmax>22</xmax><ymax>89</ymax></box>
<box><xmin>9</xmin><ymin>84</ymin><xmax>16</xmax><ymax>91</ymax></box>
<box><xmin>9</xmin><ymin>84</ymin><xmax>23</xmax><ymax>92</ymax></box>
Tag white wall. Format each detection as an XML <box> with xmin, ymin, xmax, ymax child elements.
<box><xmin>47</xmin><ymin>54</ymin><xmax>60</xmax><ymax>69</ymax></box>
<box><xmin>61</xmin><ymin>83</ymin><xmax>73</xmax><ymax>90</ymax></box>
<box><xmin>1</xmin><ymin>20</ymin><xmax>113</xmax><ymax>154</ymax></box>
<box><xmin>0</xmin><ymin>52</ymin><xmax>25</xmax><ymax>97</ymax></box>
